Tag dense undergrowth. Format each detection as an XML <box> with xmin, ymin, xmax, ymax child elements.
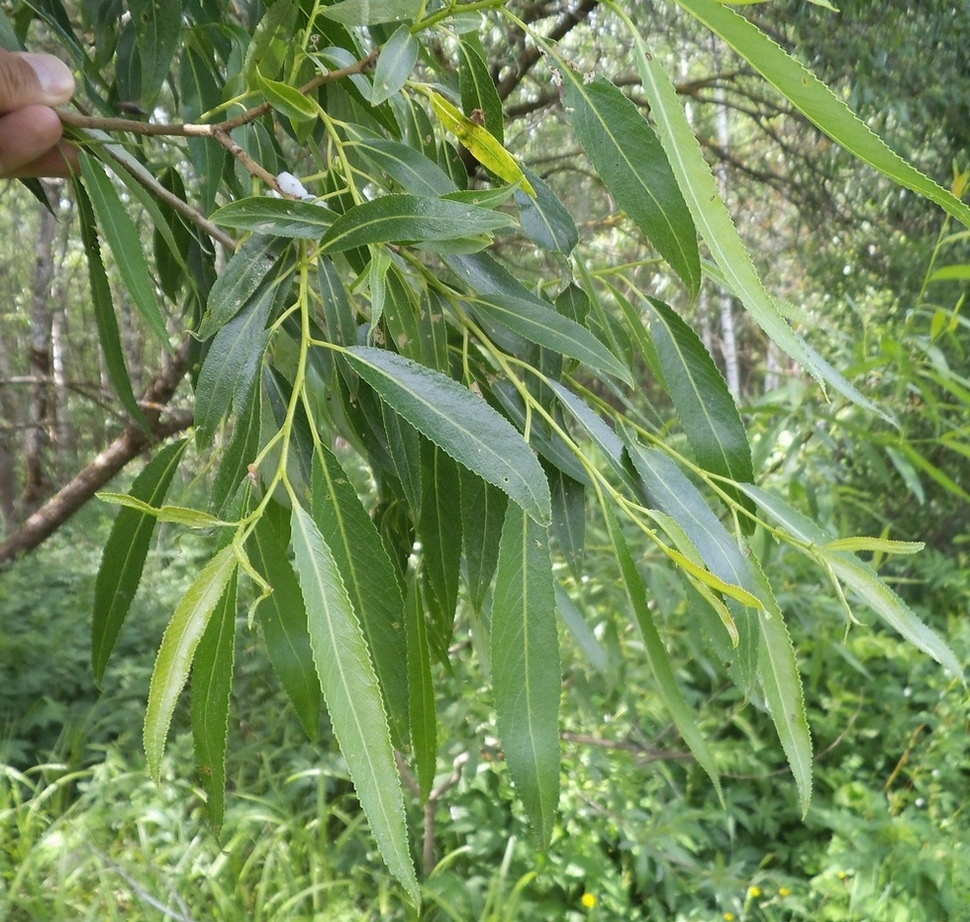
<box><xmin>2</xmin><ymin>494</ymin><xmax>968</xmax><ymax>920</ymax></box>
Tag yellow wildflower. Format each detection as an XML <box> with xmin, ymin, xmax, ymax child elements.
<box><xmin>581</xmin><ymin>892</ymin><xmax>597</xmax><ymax>909</ymax></box>
<box><xmin>748</xmin><ymin>885</ymin><xmax>763</xmax><ymax>898</ymax></box>
<box><xmin>779</xmin><ymin>887</ymin><xmax>792</xmax><ymax>898</ymax></box>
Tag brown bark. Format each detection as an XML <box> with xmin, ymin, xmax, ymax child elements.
<box><xmin>0</xmin><ymin>339</ymin><xmax>192</xmax><ymax>567</ymax></box>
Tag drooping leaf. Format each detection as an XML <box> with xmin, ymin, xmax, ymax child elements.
<box><xmin>343</xmin><ymin>346</ymin><xmax>551</xmax><ymax>524</ymax></box>
<box><xmin>405</xmin><ymin>575</ymin><xmax>437</xmax><ymax>801</ymax></box>
<box><xmin>210</xmin><ymin>197</ymin><xmax>337</xmax><ymax>238</ymax></box>
<box><xmin>457</xmin><ymin>36</ymin><xmax>504</xmax><ymax>143</ymax></box>
<box><xmin>644</xmin><ymin>298</ymin><xmax>755</xmax><ymax>522</ymax></box>
<box><xmin>738</xmin><ymin>484</ymin><xmax>963</xmax><ymax>677</ymax></box>
<box><xmin>318</xmin><ymin>193</ymin><xmax>514</xmax><ymax>254</ymax></box>
<box><xmin>515</xmin><ymin>168</ymin><xmax>579</xmax><ymax>254</ymax></box>
<box><xmin>74</xmin><ymin>177</ymin><xmax>150</xmax><ymax>433</ymax></box>
<box><xmin>417</xmin><ymin>442</ymin><xmax>463</xmax><ymax>650</ymax></box>
<box><xmin>79</xmin><ymin>154</ymin><xmax>171</xmax><ymax>346</ymax></box>
<box><xmin>248</xmin><ymin>501</ymin><xmax>322</xmax><ymax>739</ymax></box>
<box><xmin>352</xmin><ymin>134</ymin><xmax>458</xmax><ymax>197</ymax></box>
<box><xmin>290</xmin><ymin>503</ymin><xmax>418</xmax><ymax>902</ymax></box>
<box><xmin>212</xmin><ymin>386</ymin><xmax>262</xmax><ymax>516</ymax></box>
<box><xmin>632</xmin><ymin>36</ymin><xmax>892</xmax><ymax>420</ymax></box>
<box><xmin>145</xmin><ymin>545</ymin><xmax>238</xmax><ymax>780</ymax></box>
<box><xmin>191</xmin><ymin>567</ymin><xmax>238</xmax><ymax>831</ymax></box>
<box><xmin>548</xmin><ymin>466</ymin><xmax>586</xmax><ymax>581</ymax></box>
<box><xmin>460</xmin><ymin>469</ymin><xmax>509</xmax><ymax>613</ymax></box>
<box><xmin>127</xmin><ymin>0</ymin><xmax>182</xmax><ymax>107</ymax></box>
<box><xmin>195</xmin><ymin>279</ymin><xmax>281</xmax><ymax>449</ymax></box>
<box><xmin>198</xmin><ymin>235</ymin><xmax>282</xmax><ymax>339</ymax></box>
<box><xmin>471</xmin><ymin>294</ymin><xmax>633</xmax><ymax>385</ymax></box>
<box><xmin>602</xmin><ymin>505</ymin><xmax>722</xmax><ymax>794</ymax></box>
<box><xmin>372</xmin><ymin>24</ymin><xmax>419</xmax><ymax>105</ymax></box>
<box><xmin>555</xmin><ymin>586</ymin><xmax>608</xmax><ymax>674</ymax></box>
<box><xmin>491</xmin><ymin>503</ymin><xmax>560</xmax><ymax>847</ymax></box>
<box><xmin>561</xmin><ymin>73</ymin><xmax>700</xmax><ymax>296</ymax></box>
<box><xmin>92</xmin><ymin>440</ymin><xmax>187</xmax><ymax>684</ymax></box>
<box><xmin>312</xmin><ymin>445</ymin><xmax>410</xmax><ymax>746</ymax></box>
<box><xmin>321</xmin><ymin>0</ymin><xmax>421</xmax><ymax>27</ymax></box>
<box><xmin>95</xmin><ymin>493</ymin><xmax>228</xmax><ymax>528</ymax></box>
<box><xmin>676</xmin><ymin>0</ymin><xmax>970</xmax><ymax>230</ymax></box>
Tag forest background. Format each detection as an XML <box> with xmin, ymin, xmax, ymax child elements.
<box><xmin>1</xmin><ymin>0</ymin><xmax>969</xmax><ymax>919</ymax></box>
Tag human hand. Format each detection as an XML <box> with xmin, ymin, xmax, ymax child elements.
<box><xmin>0</xmin><ymin>50</ymin><xmax>76</xmax><ymax>178</ymax></box>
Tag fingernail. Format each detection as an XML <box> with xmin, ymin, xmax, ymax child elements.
<box><xmin>23</xmin><ymin>53</ymin><xmax>75</xmax><ymax>104</ymax></box>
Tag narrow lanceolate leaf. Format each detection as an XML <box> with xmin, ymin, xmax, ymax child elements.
<box><xmin>344</xmin><ymin>347</ymin><xmax>551</xmax><ymax>524</ymax></box>
<box><xmin>738</xmin><ymin>484</ymin><xmax>963</xmax><ymax>677</ymax></box>
<box><xmin>290</xmin><ymin>504</ymin><xmax>418</xmax><ymax>902</ymax></box>
<box><xmin>312</xmin><ymin>446</ymin><xmax>410</xmax><ymax>747</ymax></box>
<box><xmin>95</xmin><ymin>494</ymin><xmax>227</xmax><ymax>528</ymax></box>
<box><xmin>548</xmin><ymin>467</ymin><xmax>586</xmax><ymax>581</ymax></box>
<box><xmin>676</xmin><ymin>0</ymin><xmax>970</xmax><ymax>230</ymax></box>
<box><xmin>632</xmin><ymin>39</ymin><xmax>890</xmax><ymax>419</ymax></box>
<box><xmin>93</xmin><ymin>440</ymin><xmax>187</xmax><ymax>684</ymax></box>
<box><xmin>515</xmin><ymin>168</ymin><xmax>579</xmax><ymax>254</ymax></box>
<box><xmin>256</xmin><ymin>67</ymin><xmax>319</xmax><ymax>121</ymax></box>
<box><xmin>74</xmin><ymin>177</ymin><xmax>149</xmax><ymax>433</ymax></box>
<box><xmin>372</xmin><ymin>24</ymin><xmax>419</xmax><ymax>105</ymax></box>
<box><xmin>321</xmin><ymin>0</ymin><xmax>421</xmax><ymax>26</ymax></box>
<box><xmin>194</xmin><ymin>284</ymin><xmax>277</xmax><ymax>449</ymax></box>
<box><xmin>319</xmin><ymin>193</ymin><xmax>514</xmax><ymax>254</ymax></box>
<box><xmin>199</xmin><ymin>236</ymin><xmax>282</xmax><ymax>340</ymax></box>
<box><xmin>460</xmin><ymin>469</ymin><xmax>509</xmax><ymax>613</ymax></box>
<box><xmin>352</xmin><ymin>135</ymin><xmax>458</xmax><ymax>197</ymax></box>
<box><xmin>472</xmin><ymin>295</ymin><xmax>633</xmax><ymax>386</ymax></box>
<box><xmin>128</xmin><ymin>0</ymin><xmax>181</xmax><ymax>107</ymax></box>
<box><xmin>210</xmin><ymin>197</ymin><xmax>336</xmax><ymax>238</ymax></box>
<box><xmin>191</xmin><ymin>568</ymin><xmax>238</xmax><ymax>831</ymax></box>
<box><xmin>644</xmin><ymin>298</ymin><xmax>755</xmax><ymax>522</ymax></box>
<box><xmin>561</xmin><ymin>73</ymin><xmax>700</xmax><ymax>296</ymax></box>
<box><xmin>602</xmin><ymin>505</ymin><xmax>721</xmax><ymax>795</ymax></box>
<box><xmin>248</xmin><ymin>501</ymin><xmax>321</xmax><ymax>739</ymax></box>
<box><xmin>749</xmin><ymin>556</ymin><xmax>813</xmax><ymax>816</ymax></box>
<box><xmin>144</xmin><ymin>545</ymin><xmax>237</xmax><ymax>780</ymax></box>
<box><xmin>491</xmin><ymin>504</ymin><xmax>560</xmax><ymax>847</ymax></box>
<box><xmin>457</xmin><ymin>37</ymin><xmax>504</xmax><ymax>143</ymax></box>
<box><xmin>79</xmin><ymin>154</ymin><xmax>170</xmax><ymax>347</ymax></box>
<box><xmin>405</xmin><ymin>576</ymin><xmax>437</xmax><ymax>801</ymax></box>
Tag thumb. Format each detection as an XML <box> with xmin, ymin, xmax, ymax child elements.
<box><xmin>0</xmin><ymin>51</ymin><xmax>74</xmax><ymax>111</ymax></box>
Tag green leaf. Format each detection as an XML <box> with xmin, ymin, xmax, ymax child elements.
<box><xmin>248</xmin><ymin>501</ymin><xmax>321</xmax><ymax>739</ymax></box>
<box><xmin>372</xmin><ymin>24</ymin><xmax>419</xmax><ymax>105</ymax></box>
<box><xmin>74</xmin><ymin>177</ymin><xmax>150</xmax><ymax>433</ymax></box>
<box><xmin>92</xmin><ymin>440</ymin><xmax>187</xmax><ymax>684</ymax></box>
<box><xmin>515</xmin><ymin>168</ymin><xmax>579</xmax><ymax>254</ymax></box>
<box><xmin>321</xmin><ymin>0</ymin><xmax>421</xmax><ymax>27</ymax></box>
<box><xmin>210</xmin><ymin>197</ymin><xmax>336</xmax><ymax>238</ymax></box>
<box><xmin>194</xmin><ymin>281</ymin><xmax>279</xmax><ymax>449</ymax></box>
<box><xmin>290</xmin><ymin>504</ymin><xmax>418</xmax><ymax>902</ymax></box>
<box><xmin>352</xmin><ymin>134</ymin><xmax>458</xmax><ymax>197</ymax></box>
<box><xmin>644</xmin><ymin>298</ymin><xmax>755</xmax><ymax>521</ymax></box>
<box><xmin>405</xmin><ymin>576</ymin><xmax>437</xmax><ymax>801</ymax></box>
<box><xmin>212</xmin><ymin>387</ymin><xmax>262</xmax><ymax>516</ymax></box>
<box><xmin>144</xmin><ymin>545</ymin><xmax>238</xmax><ymax>780</ymax></box>
<box><xmin>312</xmin><ymin>446</ymin><xmax>410</xmax><ymax>746</ymax></box>
<box><xmin>191</xmin><ymin>568</ymin><xmax>237</xmax><ymax>831</ymax></box>
<box><xmin>491</xmin><ymin>504</ymin><xmax>560</xmax><ymax>847</ymax></box>
<box><xmin>95</xmin><ymin>493</ymin><xmax>228</xmax><ymax>528</ymax></box>
<box><xmin>128</xmin><ymin>0</ymin><xmax>182</xmax><ymax>107</ymax></box>
<box><xmin>472</xmin><ymin>294</ymin><xmax>633</xmax><ymax>385</ymax></box>
<box><xmin>198</xmin><ymin>236</ymin><xmax>282</xmax><ymax>340</ymax></box>
<box><xmin>749</xmin><ymin>556</ymin><xmax>813</xmax><ymax>816</ymax></box>
<box><xmin>256</xmin><ymin>67</ymin><xmax>319</xmax><ymax>122</ymax></box>
<box><xmin>676</xmin><ymin>0</ymin><xmax>970</xmax><ymax>230</ymax></box>
<box><xmin>602</xmin><ymin>505</ymin><xmax>722</xmax><ymax>795</ymax></box>
<box><xmin>632</xmin><ymin>35</ymin><xmax>892</xmax><ymax>419</ymax></box>
<box><xmin>417</xmin><ymin>443</ymin><xmax>463</xmax><ymax>649</ymax></box>
<box><xmin>344</xmin><ymin>346</ymin><xmax>551</xmax><ymax>524</ymax></box>
<box><xmin>549</xmin><ymin>467</ymin><xmax>586</xmax><ymax>581</ymax></box>
<box><xmin>737</xmin><ymin>484</ymin><xmax>963</xmax><ymax>678</ymax></box>
<box><xmin>79</xmin><ymin>154</ymin><xmax>171</xmax><ymax>347</ymax></box>
<box><xmin>460</xmin><ymin>469</ymin><xmax>509</xmax><ymax>613</ymax></box>
<box><xmin>561</xmin><ymin>73</ymin><xmax>700</xmax><ymax>296</ymax></box>
<box><xmin>457</xmin><ymin>37</ymin><xmax>504</xmax><ymax>143</ymax></box>
<box><xmin>555</xmin><ymin>586</ymin><xmax>608</xmax><ymax>674</ymax></box>
<box><xmin>319</xmin><ymin>193</ymin><xmax>514</xmax><ymax>254</ymax></box>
